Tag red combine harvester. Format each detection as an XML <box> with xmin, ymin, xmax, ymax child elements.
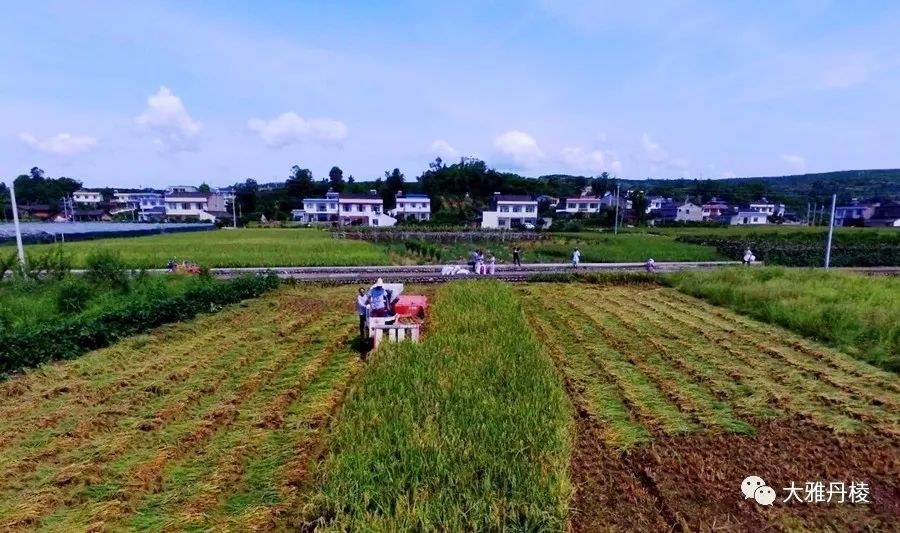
<box><xmin>365</xmin><ymin>282</ymin><xmax>428</xmax><ymax>349</ymax></box>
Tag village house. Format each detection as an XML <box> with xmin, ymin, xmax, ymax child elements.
<box><xmin>701</xmin><ymin>199</ymin><xmax>730</xmax><ymax>221</ymax></box>
<box><xmin>835</xmin><ymin>199</ymin><xmax>880</xmax><ymax>226</ymax></box>
<box><xmin>728</xmin><ymin>209</ymin><xmax>768</xmax><ymax>225</ymax></box>
<box><xmin>654</xmin><ymin>200</ymin><xmax>703</xmax><ymax>223</ymax></box>
<box><xmin>481</xmin><ymin>193</ymin><xmax>538</xmax><ymax>229</ymax></box>
<box><xmin>748</xmin><ymin>198</ymin><xmax>785</xmax><ymax>218</ymax></box>
<box><xmin>866</xmin><ymin>201</ymin><xmax>900</xmax><ymax>227</ymax></box>
<box><xmin>561</xmin><ymin>196</ymin><xmax>602</xmax><ymax>214</ymax></box>
<box><xmin>293</xmin><ymin>191</ymin><xmax>340</xmax><ymax>223</ymax></box>
<box><xmin>73</xmin><ymin>190</ymin><xmax>103</xmax><ymax>206</ymax></box>
<box><xmin>647</xmin><ymin>196</ymin><xmax>672</xmax><ymax>213</ymax></box>
<box><xmin>390</xmin><ymin>192</ymin><xmax>431</xmax><ymax>221</ymax></box>
<box><xmin>338</xmin><ymin>193</ymin><xmax>396</xmax><ymax>227</ymax></box>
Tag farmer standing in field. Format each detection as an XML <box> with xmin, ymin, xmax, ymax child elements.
<box><xmin>572</xmin><ymin>247</ymin><xmax>581</xmax><ymax>268</ymax></box>
<box><xmin>512</xmin><ymin>246</ymin><xmax>522</xmax><ymax>267</ymax></box>
<box><xmin>356</xmin><ymin>288</ymin><xmax>368</xmax><ymax>337</ymax></box>
<box><xmin>368</xmin><ymin>278</ymin><xmax>388</xmax><ymax>317</ymax></box>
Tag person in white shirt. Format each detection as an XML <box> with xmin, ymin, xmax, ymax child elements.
<box><xmin>356</xmin><ymin>288</ymin><xmax>368</xmax><ymax>338</ymax></box>
<box><xmin>572</xmin><ymin>248</ymin><xmax>581</xmax><ymax>268</ymax></box>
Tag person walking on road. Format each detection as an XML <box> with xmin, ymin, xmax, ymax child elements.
<box><xmin>356</xmin><ymin>288</ymin><xmax>368</xmax><ymax>338</ymax></box>
<box><xmin>512</xmin><ymin>246</ymin><xmax>522</xmax><ymax>268</ymax></box>
<box><xmin>572</xmin><ymin>247</ymin><xmax>581</xmax><ymax>268</ymax></box>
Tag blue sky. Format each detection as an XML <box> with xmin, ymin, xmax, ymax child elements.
<box><xmin>2</xmin><ymin>0</ymin><xmax>899</xmax><ymax>188</ymax></box>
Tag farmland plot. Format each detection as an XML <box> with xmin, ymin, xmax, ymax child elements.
<box><xmin>518</xmin><ymin>283</ymin><xmax>900</xmax><ymax>531</ymax></box>
<box><xmin>0</xmin><ymin>286</ymin><xmax>363</xmax><ymax>532</ymax></box>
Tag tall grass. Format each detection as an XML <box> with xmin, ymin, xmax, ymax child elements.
<box><xmin>666</xmin><ymin>267</ymin><xmax>900</xmax><ymax>372</ymax></box>
<box><xmin>309</xmin><ymin>280</ymin><xmax>572</xmax><ymax>531</ymax></box>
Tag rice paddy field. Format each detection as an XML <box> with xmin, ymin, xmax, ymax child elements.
<box><xmin>3</xmin><ymin>227</ymin><xmax>724</xmax><ymax>268</ymax></box>
<box><xmin>1</xmin><ymin>229</ymin><xmax>393</xmax><ymax>268</ymax></box>
<box><xmin>0</xmin><ymin>280</ymin><xmax>897</xmax><ymax>531</ymax></box>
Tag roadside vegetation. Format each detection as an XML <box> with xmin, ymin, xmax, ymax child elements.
<box><xmin>667</xmin><ymin>267</ymin><xmax>900</xmax><ymax>372</ymax></box>
<box><xmin>308</xmin><ymin>280</ymin><xmax>572</xmax><ymax>531</ymax></box>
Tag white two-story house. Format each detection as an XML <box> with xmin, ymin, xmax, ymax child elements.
<box><xmin>73</xmin><ymin>190</ymin><xmax>103</xmax><ymax>206</ymax></box>
<box><xmin>481</xmin><ymin>194</ymin><xmax>538</xmax><ymax>229</ymax></box>
<box><xmin>749</xmin><ymin>199</ymin><xmax>785</xmax><ymax>218</ymax></box>
<box><xmin>391</xmin><ymin>193</ymin><xmax>431</xmax><ymax>221</ymax></box>
<box><xmin>337</xmin><ymin>193</ymin><xmax>396</xmax><ymax>227</ymax></box>
<box><xmin>293</xmin><ymin>191</ymin><xmax>340</xmax><ymax>223</ymax></box>
<box><xmin>562</xmin><ymin>197</ymin><xmax>601</xmax><ymax>214</ymax></box>
<box><xmin>165</xmin><ymin>186</ymin><xmax>216</xmax><ymax>222</ymax></box>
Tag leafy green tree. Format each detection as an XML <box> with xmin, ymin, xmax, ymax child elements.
<box><xmin>286</xmin><ymin>166</ymin><xmax>314</xmax><ymax>199</ymax></box>
<box><xmin>198</xmin><ymin>182</ymin><xmax>211</xmax><ymax>193</ymax></box>
<box><xmin>630</xmin><ymin>191</ymin><xmax>649</xmax><ymax>225</ymax></box>
<box><xmin>329</xmin><ymin>166</ymin><xmax>345</xmax><ymax>192</ymax></box>
<box><xmin>383</xmin><ymin>168</ymin><xmax>405</xmax><ymax>209</ymax></box>
<box><xmin>12</xmin><ymin>170</ymin><xmax>82</xmax><ymax>205</ymax></box>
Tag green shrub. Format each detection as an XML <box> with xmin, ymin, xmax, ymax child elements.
<box><xmin>84</xmin><ymin>249</ymin><xmax>130</xmax><ymax>290</ymax></box>
<box><xmin>55</xmin><ymin>278</ymin><xmax>95</xmax><ymax>314</ymax></box>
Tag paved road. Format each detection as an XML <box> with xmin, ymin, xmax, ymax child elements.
<box><xmin>141</xmin><ymin>261</ymin><xmax>753</xmax><ymax>283</ymax></box>
<box><xmin>10</xmin><ymin>262</ymin><xmax>899</xmax><ymax>282</ymax></box>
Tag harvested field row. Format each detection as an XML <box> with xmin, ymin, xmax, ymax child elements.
<box><xmin>517</xmin><ymin>283</ymin><xmax>900</xmax><ymax>531</ymax></box>
<box><xmin>0</xmin><ymin>286</ymin><xmax>365</xmax><ymax>531</ymax></box>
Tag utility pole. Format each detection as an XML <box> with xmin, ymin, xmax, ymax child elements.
<box><xmin>613</xmin><ymin>183</ymin><xmax>620</xmax><ymax>235</ymax></box>
<box><xmin>806</xmin><ymin>202</ymin><xmax>811</xmax><ymax>226</ymax></box>
<box><xmin>9</xmin><ymin>182</ymin><xmax>26</xmax><ymax>273</ymax></box>
<box><xmin>232</xmin><ymin>193</ymin><xmax>238</xmax><ymax>228</ymax></box>
<box><xmin>824</xmin><ymin>194</ymin><xmax>837</xmax><ymax>270</ymax></box>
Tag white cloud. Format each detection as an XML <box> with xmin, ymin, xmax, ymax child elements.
<box><xmin>559</xmin><ymin>146</ymin><xmax>622</xmax><ymax>174</ymax></box>
<box><xmin>494</xmin><ymin>130</ymin><xmax>544</xmax><ymax>167</ymax></box>
<box><xmin>642</xmin><ymin>133</ymin><xmax>689</xmax><ymax>172</ymax></box>
<box><xmin>247</xmin><ymin>111</ymin><xmax>348</xmax><ymax>149</ymax></box>
<box><xmin>135</xmin><ymin>86</ymin><xmax>203</xmax><ymax>152</ymax></box>
<box><xmin>429</xmin><ymin>139</ymin><xmax>459</xmax><ymax>161</ymax></box>
<box><xmin>19</xmin><ymin>132</ymin><xmax>98</xmax><ymax>157</ymax></box>
<box><xmin>781</xmin><ymin>154</ymin><xmax>807</xmax><ymax>171</ymax></box>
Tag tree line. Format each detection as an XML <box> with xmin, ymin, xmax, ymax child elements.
<box><xmin>4</xmin><ymin>161</ymin><xmax>898</xmax><ymax>225</ymax></box>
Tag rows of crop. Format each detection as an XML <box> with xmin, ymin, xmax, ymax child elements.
<box><xmin>308</xmin><ymin>280</ymin><xmax>572</xmax><ymax>531</ymax></box>
<box><xmin>666</xmin><ymin>266</ymin><xmax>900</xmax><ymax>371</ymax></box>
<box><xmin>618</xmin><ymin>287</ymin><xmax>898</xmax><ymax>434</ymax></box>
<box><xmin>516</xmin><ymin>283</ymin><xmax>900</xmax><ymax>448</ymax></box>
<box><xmin>0</xmin><ymin>286</ymin><xmax>363</xmax><ymax>531</ymax></box>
